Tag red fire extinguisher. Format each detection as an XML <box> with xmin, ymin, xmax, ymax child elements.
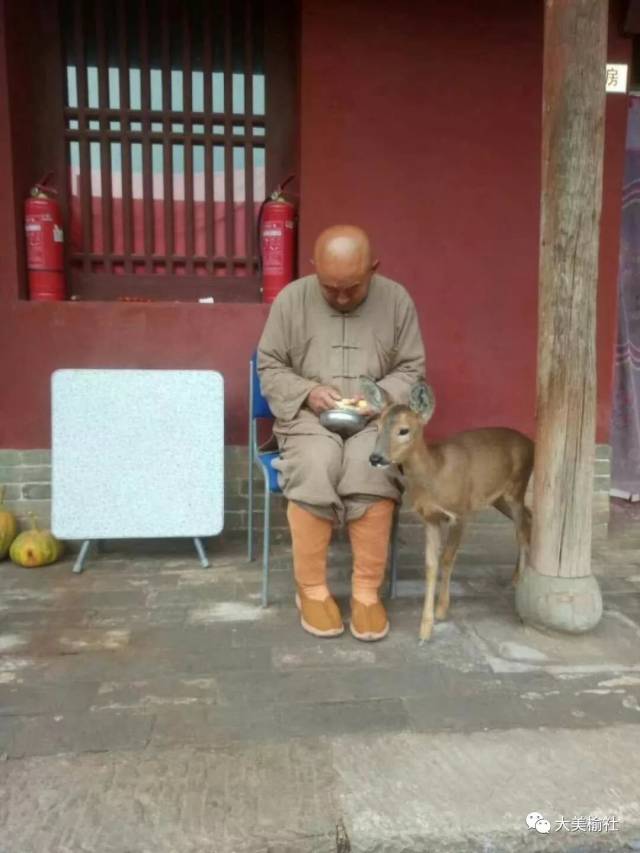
<box><xmin>24</xmin><ymin>173</ymin><xmax>66</xmax><ymax>302</ymax></box>
<box><xmin>258</xmin><ymin>175</ymin><xmax>296</xmax><ymax>304</ymax></box>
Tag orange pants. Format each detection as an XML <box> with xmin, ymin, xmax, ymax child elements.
<box><xmin>288</xmin><ymin>498</ymin><xmax>395</xmax><ymax>603</ymax></box>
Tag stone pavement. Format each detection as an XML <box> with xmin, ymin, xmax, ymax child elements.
<box><xmin>1</xmin><ymin>526</ymin><xmax>640</xmax><ymax>852</ymax></box>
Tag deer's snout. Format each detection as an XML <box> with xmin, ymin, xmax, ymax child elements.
<box><xmin>369</xmin><ymin>452</ymin><xmax>388</xmax><ymax>468</ymax></box>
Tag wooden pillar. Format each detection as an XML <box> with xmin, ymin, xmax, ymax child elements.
<box><xmin>516</xmin><ymin>0</ymin><xmax>607</xmax><ymax>633</ymax></box>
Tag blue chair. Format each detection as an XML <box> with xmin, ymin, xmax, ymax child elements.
<box><xmin>247</xmin><ymin>352</ymin><xmax>400</xmax><ymax>606</ymax></box>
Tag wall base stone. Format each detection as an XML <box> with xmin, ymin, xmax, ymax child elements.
<box><xmin>0</xmin><ymin>445</ymin><xmax>613</xmax><ymax>545</ymax></box>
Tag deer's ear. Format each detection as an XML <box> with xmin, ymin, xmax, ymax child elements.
<box><xmin>359</xmin><ymin>376</ymin><xmax>388</xmax><ymax>412</ymax></box>
<box><xmin>409</xmin><ymin>382</ymin><xmax>435</xmax><ymax>423</ymax></box>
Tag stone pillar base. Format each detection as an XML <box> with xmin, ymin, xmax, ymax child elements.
<box><xmin>515</xmin><ymin>567</ymin><xmax>603</xmax><ymax>634</ymax></box>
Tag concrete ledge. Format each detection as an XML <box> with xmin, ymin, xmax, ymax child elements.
<box><xmin>3</xmin><ymin>729</ymin><xmax>640</xmax><ymax>853</ymax></box>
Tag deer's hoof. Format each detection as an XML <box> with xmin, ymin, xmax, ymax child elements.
<box><xmin>434</xmin><ymin>605</ymin><xmax>449</xmax><ymax>621</ymax></box>
<box><xmin>511</xmin><ymin>569</ymin><xmax>520</xmax><ymax>586</ymax></box>
<box><xmin>419</xmin><ymin>621</ymin><xmax>433</xmax><ymax>642</ymax></box>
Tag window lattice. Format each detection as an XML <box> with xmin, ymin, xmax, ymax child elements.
<box><xmin>62</xmin><ymin>0</ymin><xmax>267</xmax><ymax>292</ymax></box>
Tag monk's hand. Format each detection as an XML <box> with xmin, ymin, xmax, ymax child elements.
<box><xmin>307</xmin><ymin>385</ymin><xmax>342</xmax><ymax>414</ymax></box>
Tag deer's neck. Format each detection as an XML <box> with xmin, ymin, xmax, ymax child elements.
<box><xmin>402</xmin><ymin>439</ymin><xmax>439</xmax><ymax>498</ymax></box>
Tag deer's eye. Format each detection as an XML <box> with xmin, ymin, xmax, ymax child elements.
<box><xmin>398</xmin><ymin>427</ymin><xmax>410</xmax><ymax>436</ymax></box>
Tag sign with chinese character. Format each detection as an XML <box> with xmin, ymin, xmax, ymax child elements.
<box><xmin>606</xmin><ymin>64</ymin><xmax>628</xmax><ymax>93</ymax></box>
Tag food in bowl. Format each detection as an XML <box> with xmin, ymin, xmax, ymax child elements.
<box><xmin>335</xmin><ymin>397</ymin><xmax>369</xmax><ymax>412</ymax></box>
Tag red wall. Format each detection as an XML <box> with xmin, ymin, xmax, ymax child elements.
<box><xmin>0</xmin><ymin>302</ymin><xmax>269</xmax><ymax>449</ymax></box>
<box><xmin>298</xmin><ymin>0</ymin><xmax>629</xmax><ymax>442</ymax></box>
<box><xmin>0</xmin><ymin>0</ymin><xmax>630</xmax><ymax>448</ymax></box>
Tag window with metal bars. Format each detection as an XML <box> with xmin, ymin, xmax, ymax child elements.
<box><xmin>60</xmin><ymin>0</ymin><xmax>296</xmax><ymax>302</ymax></box>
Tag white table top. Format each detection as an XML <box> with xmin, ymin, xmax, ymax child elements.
<box><xmin>51</xmin><ymin>369</ymin><xmax>224</xmax><ymax>539</ymax></box>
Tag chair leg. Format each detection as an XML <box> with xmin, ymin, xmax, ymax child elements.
<box><xmin>248</xmin><ymin>360</ymin><xmax>255</xmax><ymax>562</ymax></box>
<box><xmin>248</xmin><ymin>459</ymin><xmax>254</xmax><ymax>562</ymax></box>
<box><xmin>262</xmin><ymin>485</ymin><xmax>271</xmax><ymax>607</ymax></box>
<box><xmin>389</xmin><ymin>507</ymin><xmax>399</xmax><ymax>599</ymax></box>
<box><xmin>193</xmin><ymin>537</ymin><xmax>209</xmax><ymax>568</ymax></box>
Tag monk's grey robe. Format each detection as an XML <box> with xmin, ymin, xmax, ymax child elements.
<box><xmin>257</xmin><ymin>273</ymin><xmax>426</xmax><ymax>523</ymax></box>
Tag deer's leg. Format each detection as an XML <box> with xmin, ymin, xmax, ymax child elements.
<box><xmin>498</xmin><ymin>496</ymin><xmax>531</xmax><ymax>584</ymax></box>
<box><xmin>494</xmin><ymin>497</ymin><xmax>519</xmax><ymax>583</ymax></box>
<box><xmin>420</xmin><ymin>521</ymin><xmax>442</xmax><ymax>642</ymax></box>
<box><xmin>516</xmin><ymin>504</ymin><xmax>532</xmax><ymax>578</ymax></box>
<box><xmin>435</xmin><ymin>519</ymin><xmax>464</xmax><ymax>621</ymax></box>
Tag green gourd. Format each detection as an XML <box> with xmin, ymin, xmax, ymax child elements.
<box><xmin>9</xmin><ymin>513</ymin><xmax>64</xmax><ymax>568</ymax></box>
<box><xmin>0</xmin><ymin>486</ymin><xmax>18</xmax><ymax>560</ymax></box>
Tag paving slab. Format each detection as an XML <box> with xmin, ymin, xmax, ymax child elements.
<box><xmin>0</xmin><ymin>681</ymin><xmax>99</xmax><ymax>716</ymax></box>
<box><xmin>90</xmin><ymin>675</ymin><xmax>221</xmax><ymax>711</ymax></box>
<box><xmin>7</xmin><ymin>708</ymin><xmax>155</xmax><ymax>758</ymax></box>
<box><xmin>332</xmin><ymin>727</ymin><xmax>640</xmax><ymax>852</ymax></box>
<box><xmin>0</xmin><ymin>740</ymin><xmax>339</xmax><ymax>853</ymax></box>
<box><xmin>467</xmin><ymin>608</ymin><xmax>640</xmax><ymax>674</ymax></box>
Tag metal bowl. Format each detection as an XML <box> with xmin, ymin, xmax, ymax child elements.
<box><xmin>319</xmin><ymin>408</ymin><xmax>368</xmax><ymax>438</ymax></box>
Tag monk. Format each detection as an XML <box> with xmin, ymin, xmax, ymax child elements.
<box><xmin>257</xmin><ymin>225</ymin><xmax>426</xmax><ymax>641</ymax></box>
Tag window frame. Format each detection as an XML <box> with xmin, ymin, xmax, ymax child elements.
<box><xmin>52</xmin><ymin>0</ymin><xmax>298</xmax><ymax>303</ymax></box>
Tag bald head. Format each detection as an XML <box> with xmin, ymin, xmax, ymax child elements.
<box><xmin>314</xmin><ymin>225</ymin><xmax>373</xmax><ymax>272</ymax></box>
<box><xmin>313</xmin><ymin>225</ymin><xmax>378</xmax><ymax>313</ymax></box>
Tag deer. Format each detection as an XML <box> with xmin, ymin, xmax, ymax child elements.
<box><xmin>360</xmin><ymin>377</ymin><xmax>534</xmax><ymax>642</ymax></box>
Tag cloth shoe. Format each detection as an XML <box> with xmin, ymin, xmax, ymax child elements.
<box><xmin>350</xmin><ymin>598</ymin><xmax>389</xmax><ymax>641</ymax></box>
<box><xmin>296</xmin><ymin>589</ymin><xmax>344</xmax><ymax>638</ymax></box>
